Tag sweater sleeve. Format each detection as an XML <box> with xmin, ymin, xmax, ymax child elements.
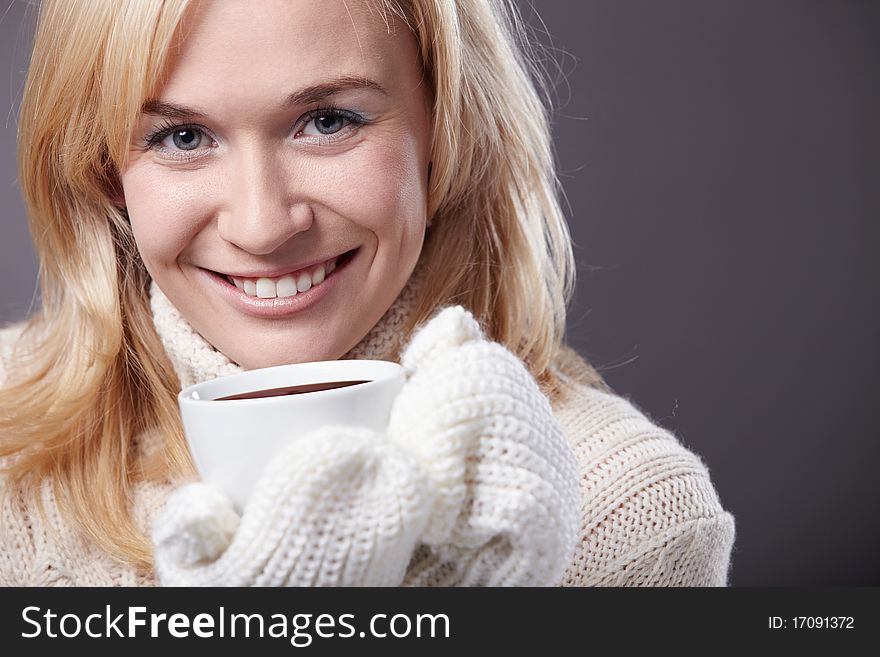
<box><xmin>0</xmin><ymin>474</ymin><xmax>39</xmax><ymax>587</ymax></box>
<box><xmin>0</xmin><ymin>322</ymin><xmax>38</xmax><ymax>587</ymax></box>
<box><xmin>554</xmin><ymin>385</ymin><xmax>736</xmax><ymax>587</ymax></box>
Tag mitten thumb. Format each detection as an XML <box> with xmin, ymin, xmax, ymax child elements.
<box><xmin>400</xmin><ymin>305</ymin><xmax>485</xmax><ymax>376</ymax></box>
<box><xmin>153</xmin><ymin>482</ymin><xmax>240</xmax><ymax>569</ymax></box>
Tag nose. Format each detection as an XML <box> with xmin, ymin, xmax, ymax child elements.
<box><xmin>217</xmin><ymin>147</ymin><xmax>312</xmax><ymax>255</ymax></box>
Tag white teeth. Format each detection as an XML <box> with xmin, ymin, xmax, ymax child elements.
<box><xmin>230</xmin><ymin>256</ymin><xmax>340</xmax><ymax>299</ymax></box>
<box><xmin>256</xmin><ymin>278</ymin><xmax>276</xmax><ymax>298</ymax></box>
<box><xmin>296</xmin><ymin>272</ymin><xmax>312</xmax><ymax>293</ymax></box>
<box><xmin>276</xmin><ymin>275</ymin><xmax>298</xmax><ymax>298</ymax></box>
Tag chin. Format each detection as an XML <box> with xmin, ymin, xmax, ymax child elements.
<box><xmin>231</xmin><ymin>347</ymin><xmax>340</xmax><ymax>371</ymax></box>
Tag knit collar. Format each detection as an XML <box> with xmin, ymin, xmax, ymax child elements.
<box><xmin>149</xmin><ymin>257</ymin><xmax>429</xmax><ymax>390</ymax></box>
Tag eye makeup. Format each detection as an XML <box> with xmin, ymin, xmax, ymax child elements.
<box><xmin>139</xmin><ymin>106</ymin><xmax>371</xmax><ymax>162</ymax></box>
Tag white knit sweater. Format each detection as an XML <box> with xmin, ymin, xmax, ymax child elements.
<box><xmin>0</xmin><ymin>261</ymin><xmax>736</xmax><ymax>586</ymax></box>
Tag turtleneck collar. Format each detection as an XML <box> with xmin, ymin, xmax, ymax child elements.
<box><xmin>150</xmin><ymin>256</ymin><xmax>429</xmax><ymax>390</ymax></box>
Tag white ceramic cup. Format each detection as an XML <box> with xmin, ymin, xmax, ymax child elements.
<box><xmin>178</xmin><ymin>359</ymin><xmax>405</xmax><ymax>512</ymax></box>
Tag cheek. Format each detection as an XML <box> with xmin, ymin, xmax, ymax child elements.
<box><xmin>319</xmin><ymin>136</ymin><xmax>426</xmax><ymax>234</ymax></box>
<box><xmin>122</xmin><ymin>169</ymin><xmax>208</xmax><ymax>269</ymax></box>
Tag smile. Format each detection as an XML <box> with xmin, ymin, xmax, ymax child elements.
<box><xmin>220</xmin><ymin>249</ymin><xmax>357</xmax><ymax>299</ymax></box>
<box><xmin>204</xmin><ymin>248</ymin><xmax>359</xmax><ymax>320</ymax></box>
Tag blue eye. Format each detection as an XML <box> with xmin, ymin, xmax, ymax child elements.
<box><xmin>297</xmin><ymin>108</ymin><xmax>366</xmax><ymax>140</ymax></box>
<box><xmin>308</xmin><ymin>114</ymin><xmax>345</xmax><ymax>135</ymax></box>
<box><xmin>143</xmin><ymin>121</ymin><xmax>209</xmax><ymax>157</ymax></box>
<box><xmin>168</xmin><ymin>128</ymin><xmax>202</xmax><ymax>150</ymax></box>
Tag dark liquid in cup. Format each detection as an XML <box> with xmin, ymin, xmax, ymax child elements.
<box><xmin>215</xmin><ymin>380</ymin><xmax>371</xmax><ymax>401</ymax></box>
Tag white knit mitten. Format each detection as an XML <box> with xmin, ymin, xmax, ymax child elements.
<box><xmin>152</xmin><ymin>306</ymin><xmax>580</xmax><ymax>586</ymax></box>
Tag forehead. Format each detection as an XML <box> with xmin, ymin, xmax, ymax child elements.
<box><xmin>157</xmin><ymin>0</ymin><xmax>418</xmax><ymax>106</ymax></box>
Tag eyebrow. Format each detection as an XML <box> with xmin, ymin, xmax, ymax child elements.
<box><xmin>140</xmin><ymin>75</ymin><xmax>389</xmax><ymax>118</ymax></box>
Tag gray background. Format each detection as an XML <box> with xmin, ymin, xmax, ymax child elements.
<box><xmin>1</xmin><ymin>1</ymin><xmax>877</xmax><ymax>586</ymax></box>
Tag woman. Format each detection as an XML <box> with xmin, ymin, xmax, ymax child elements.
<box><xmin>0</xmin><ymin>0</ymin><xmax>735</xmax><ymax>586</ymax></box>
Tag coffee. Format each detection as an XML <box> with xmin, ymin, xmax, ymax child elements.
<box><xmin>215</xmin><ymin>379</ymin><xmax>370</xmax><ymax>401</ymax></box>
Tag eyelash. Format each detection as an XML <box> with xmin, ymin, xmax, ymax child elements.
<box><xmin>141</xmin><ymin>107</ymin><xmax>368</xmax><ymax>161</ymax></box>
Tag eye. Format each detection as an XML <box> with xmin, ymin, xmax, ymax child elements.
<box><xmin>143</xmin><ymin>120</ymin><xmax>213</xmax><ymax>160</ymax></box>
<box><xmin>297</xmin><ymin>108</ymin><xmax>366</xmax><ymax>141</ymax></box>
<box><xmin>163</xmin><ymin>127</ymin><xmax>203</xmax><ymax>151</ymax></box>
<box><xmin>304</xmin><ymin>114</ymin><xmax>346</xmax><ymax>136</ymax></box>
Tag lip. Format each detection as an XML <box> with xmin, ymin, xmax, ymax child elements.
<box><xmin>220</xmin><ymin>251</ymin><xmax>352</xmax><ymax>280</ymax></box>
<box><xmin>201</xmin><ymin>248</ymin><xmax>359</xmax><ymax>319</ymax></box>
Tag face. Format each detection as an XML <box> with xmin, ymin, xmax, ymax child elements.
<box><xmin>120</xmin><ymin>0</ymin><xmax>432</xmax><ymax>369</ymax></box>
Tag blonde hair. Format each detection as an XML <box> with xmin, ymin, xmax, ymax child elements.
<box><xmin>0</xmin><ymin>0</ymin><xmax>610</xmax><ymax>571</ymax></box>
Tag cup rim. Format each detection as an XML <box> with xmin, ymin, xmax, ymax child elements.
<box><xmin>178</xmin><ymin>358</ymin><xmax>404</xmax><ymax>405</ymax></box>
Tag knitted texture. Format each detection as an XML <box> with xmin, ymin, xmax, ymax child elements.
<box><xmin>0</xmin><ymin>262</ymin><xmax>737</xmax><ymax>586</ymax></box>
<box><xmin>149</xmin><ymin>285</ymin><xmax>242</xmax><ymax>390</ymax></box>
<box><xmin>554</xmin><ymin>385</ymin><xmax>736</xmax><ymax>586</ymax></box>
<box><xmin>152</xmin><ymin>306</ymin><xmax>581</xmax><ymax>586</ymax></box>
